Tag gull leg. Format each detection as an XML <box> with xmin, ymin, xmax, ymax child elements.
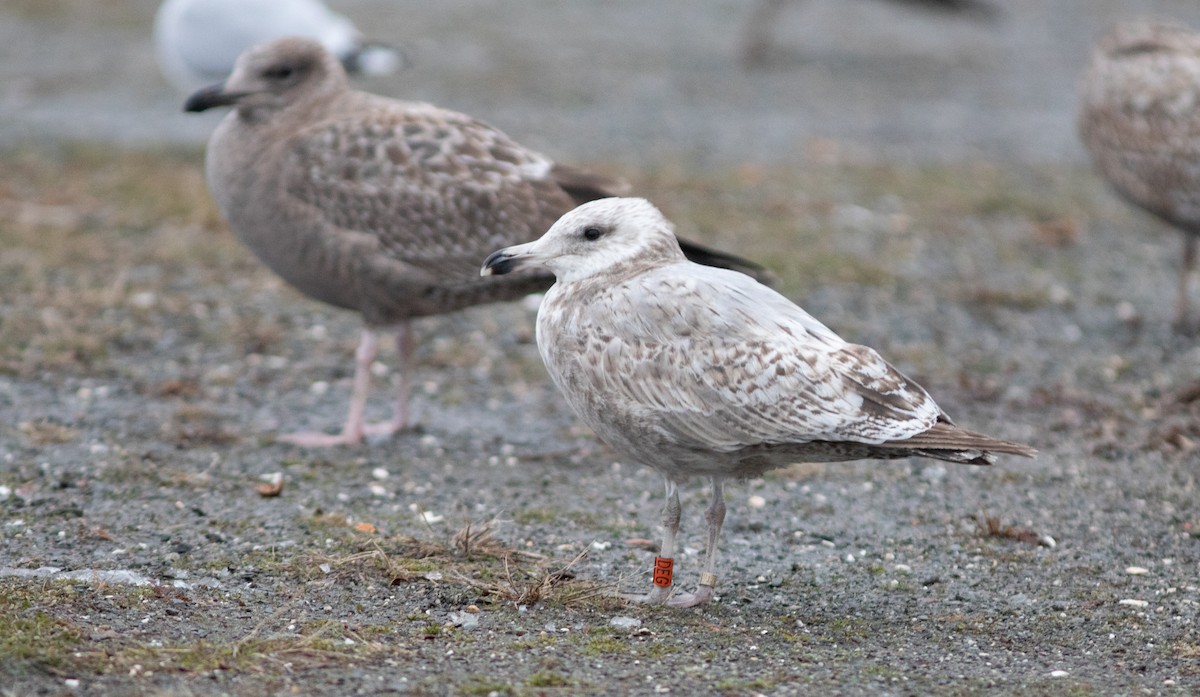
<box><xmin>671</xmin><ymin>477</ymin><xmax>725</xmax><ymax>608</ymax></box>
<box><xmin>622</xmin><ymin>478</ymin><xmax>684</xmax><ymax>605</ymax></box>
<box><xmin>363</xmin><ymin>321</ymin><xmax>414</xmax><ymax>436</ymax></box>
<box><xmin>1175</xmin><ymin>234</ymin><xmax>1198</xmax><ymax>332</ymax></box>
<box><xmin>279</xmin><ymin>327</ymin><xmax>376</xmax><ymax>447</ymax></box>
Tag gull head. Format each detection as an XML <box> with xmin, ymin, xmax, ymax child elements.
<box><xmin>184</xmin><ymin>37</ymin><xmax>346</xmax><ymax>116</ymax></box>
<box><xmin>481</xmin><ymin>197</ymin><xmax>686</xmax><ymax>284</ymax></box>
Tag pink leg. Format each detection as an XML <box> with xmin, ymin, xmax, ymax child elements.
<box><xmin>363</xmin><ymin>321</ymin><xmax>414</xmax><ymax>436</ymax></box>
<box><xmin>278</xmin><ymin>328</ymin><xmax>378</xmax><ymax>447</ymax></box>
<box><xmin>621</xmin><ymin>478</ymin><xmax>716</xmax><ymax>607</ymax></box>
<box><xmin>1175</xmin><ymin>235</ymin><xmax>1197</xmax><ymax>332</ymax></box>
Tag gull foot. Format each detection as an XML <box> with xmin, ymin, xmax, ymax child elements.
<box><xmin>276</xmin><ymin>430</ymin><xmax>364</xmax><ymax>447</ymax></box>
<box><xmin>278</xmin><ymin>419</ymin><xmax>412</xmax><ymax>447</ymax></box>
<box><xmin>618</xmin><ymin>584</ymin><xmax>714</xmax><ymax>608</ymax></box>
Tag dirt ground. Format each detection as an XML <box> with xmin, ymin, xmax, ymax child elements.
<box><xmin>2</xmin><ymin>1</ymin><xmax>1199</xmax><ymax>696</ymax></box>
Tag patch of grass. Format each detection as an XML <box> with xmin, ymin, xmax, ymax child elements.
<box><xmin>583</xmin><ymin>635</ymin><xmax>627</xmax><ymax>656</ymax></box>
<box><xmin>714</xmin><ymin>677</ymin><xmax>775</xmax><ymax>691</ymax></box>
<box><xmin>461</xmin><ymin>678</ymin><xmax>514</xmax><ymax>696</ymax></box>
<box><xmin>527</xmin><ymin>670</ymin><xmax>573</xmax><ymax>688</ymax></box>
<box><xmin>512</xmin><ymin>508</ymin><xmax>558</xmax><ymax>525</ymax></box>
<box><xmin>0</xmin><ymin>586</ymin><xmax>85</xmax><ymax>675</ymax></box>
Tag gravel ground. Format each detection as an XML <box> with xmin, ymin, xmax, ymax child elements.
<box><xmin>2</xmin><ymin>1</ymin><xmax>1200</xmax><ymax>696</ymax></box>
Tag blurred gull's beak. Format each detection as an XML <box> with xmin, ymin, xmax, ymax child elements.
<box><xmin>184</xmin><ymin>82</ymin><xmax>245</xmax><ymax>112</ymax></box>
<box><xmin>481</xmin><ymin>241</ymin><xmax>537</xmax><ymax>276</ymax></box>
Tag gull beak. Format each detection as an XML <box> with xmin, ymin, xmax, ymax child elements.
<box><xmin>184</xmin><ymin>82</ymin><xmax>245</xmax><ymax>112</ymax></box>
<box><xmin>481</xmin><ymin>241</ymin><xmax>537</xmax><ymax>276</ymax></box>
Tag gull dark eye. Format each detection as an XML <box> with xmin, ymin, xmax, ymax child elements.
<box><xmin>263</xmin><ymin>65</ymin><xmax>296</xmax><ymax>81</ymax></box>
<box><xmin>583</xmin><ymin>226</ymin><xmax>604</xmax><ymax>241</ymax></box>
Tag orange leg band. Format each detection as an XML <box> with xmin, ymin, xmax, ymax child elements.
<box><xmin>652</xmin><ymin>556</ymin><xmax>674</xmax><ymax>587</ymax></box>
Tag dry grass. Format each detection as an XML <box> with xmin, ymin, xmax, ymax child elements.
<box><xmin>0</xmin><ymin>145</ymin><xmax>272</xmax><ymax>378</ymax></box>
<box><xmin>312</xmin><ymin>520</ymin><xmax>616</xmax><ymax>609</ymax></box>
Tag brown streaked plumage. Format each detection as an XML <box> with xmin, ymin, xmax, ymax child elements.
<box><xmin>185</xmin><ymin>37</ymin><xmax>771</xmax><ymax>447</ymax></box>
<box><xmin>482</xmin><ymin>197</ymin><xmax>1035</xmax><ymax>607</ymax></box>
<box><xmin>1079</xmin><ymin>20</ymin><xmax>1200</xmax><ymax>330</ymax></box>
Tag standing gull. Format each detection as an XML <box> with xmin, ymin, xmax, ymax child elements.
<box><xmin>740</xmin><ymin>0</ymin><xmax>998</xmax><ymax>68</ymax></box>
<box><xmin>483</xmin><ymin>197</ymin><xmax>1035</xmax><ymax>607</ymax></box>
<box><xmin>1079</xmin><ymin>20</ymin><xmax>1200</xmax><ymax>330</ymax></box>
<box><xmin>154</xmin><ymin>0</ymin><xmax>403</xmax><ymax>93</ymax></box>
<box><xmin>184</xmin><ymin>38</ymin><xmax>771</xmax><ymax>447</ymax></box>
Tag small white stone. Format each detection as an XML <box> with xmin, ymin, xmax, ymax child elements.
<box><xmin>371</xmin><ymin>467</ymin><xmax>390</xmax><ymax>480</ymax></box>
<box><xmin>319</xmin><ymin>563</ymin><xmax>331</xmax><ymax>574</ymax></box>
<box><xmin>1115</xmin><ymin>301</ymin><xmax>1138</xmax><ymax>322</ymax></box>
<box><xmin>590</xmin><ymin>540</ymin><xmax>612</xmax><ymax>551</ymax></box>
<box><xmin>64</xmin><ymin>679</ymin><xmax>80</xmax><ymax>688</ymax></box>
<box><xmin>1125</xmin><ymin>566</ymin><xmax>1149</xmax><ymax>576</ymax></box>
<box><xmin>748</xmin><ymin>494</ymin><xmax>767</xmax><ymax>509</ymax></box>
<box><xmin>368</xmin><ymin>483</ymin><xmax>387</xmax><ymax>497</ymax></box>
<box><xmin>1118</xmin><ymin>599</ymin><xmax>1149</xmax><ymax>608</ymax></box>
<box><xmin>420</xmin><ymin>510</ymin><xmax>444</xmax><ymax>524</ymax></box>
<box><xmin>609</xmin><ymin>616</ymin><xmax>642</xmax><ymax>629</ymax></box>
<box><xmin>894</xmin><ymin>564</ymin><xmax>912</xmax><ymax>575</ymax></box>
<box><xmin>370</xmin><ymin>361</ymin><xmax>389</xmax><ymax>377</ymax></box>
<box><xmin>447</xmin><ymin>611</ymin><xmax>479</xmax><ymax>628</ymax></box>
<box><xmin>1049</xmin><ymin>670</ymin><xmax>1069</xmax><ymax>678</ymax></box>
<box><xmin>310</xmin><ymin>381</ymin><xmax>330</xmax><ymax>395</ymax></box>
<box><xmin>129</xmin><ymin>291</ymin><xmax>157</xmax><ymax>308</ymax></box>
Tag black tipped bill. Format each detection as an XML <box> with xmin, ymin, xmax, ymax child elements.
<box><xmin>481</xmin><ymin>248</ymin><xmax>522</xmax><ymax>276</ymax></box>
<box><xmin>184</xmin><ymin>82</ymin><xmax>240</xmax><ymax>112</ymax></box>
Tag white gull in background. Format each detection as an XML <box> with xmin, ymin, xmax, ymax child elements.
<box><xmin>184</xmin><ymin>38</ymin><xmax>772</xmax><ymax>447</ymax></box>
<box><xmin>154</xmin><ymin>0</ymin><xmax>403</xmax><ymax>93</ymax></box>
<box><xmin>483</xmin><ymin>197</ymin><xmax>1035</xmax><ymax>607</ymax></box>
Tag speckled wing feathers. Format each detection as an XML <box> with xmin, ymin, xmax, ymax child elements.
<box><xmin>283</xmin><ymin>104</ymin><xmax>570</xmax><ymax>284</ymax></box>
<box><xmin>541</xmin><ymin>264</ymin><xmax>941</xmax><ymax>455</ymax></box>
<box><xmin>1079</xmin><ymin>21</ymin><xmax>1200</xmax><ymax>228</ymax></box>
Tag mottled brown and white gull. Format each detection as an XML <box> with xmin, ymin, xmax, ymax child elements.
<box><xmin>482</xmin><ymin>197</ymin><xmax>1035</xmax><ymax>607</ymax></box>
<box><xmin>1079</xmin><ymin>20</ymin><xmax>1200</xmax><ymax>330</ymax></box>
<box><xmin>184</xmin><ymin>37</ymin><xmax>771</xmax><ymax>447</ymax></box>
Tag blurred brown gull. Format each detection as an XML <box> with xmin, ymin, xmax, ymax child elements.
<box><xmin>483</xmin><ymin>197</ymin><xmax>1035</xmax><ymax>607</ymax></box>
<box><xmin>1079</xmin><ymin>20</ymin><xmax>1200</xmax><ymax>330</ymax></box>
<box><xmin>184</xmin><ymin>38</ymin><xmax>771</xmax><ymax>447</ymax></box>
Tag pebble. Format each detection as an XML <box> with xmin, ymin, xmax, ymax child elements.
<box><xmin>1124</xmin><ymin>566</ymin><xmax>1149</xmax><ymax>576</ymax></box>
<box><xmin>129</xmin><ymin>291</ymin><xmax>157</xmax><ymax>308</ymax></box>
<box><xmin>748</xmin><ymin>495</ymin><xmax>766</xmax><ymax>509</ymax></box>
<box><xmin>310</xmin><ymin>381</ymin><xmax>330</xmax><ymax>396</ymax></box>
<box><xmin>610</xmin><ymin>616</ymin><xmax>642</xmax><ymax>629</ymax></box>
<box><xmin>1118</xmin><ymin>599</ymin><xmax>1149</xmax><ymax>608</ymax></box>
<box><xmin>447</xmin><ymin>611</ymin><xmax>479</xmax><ymax>629</ymax></box>
<box><xmin>372</xmin><ymin>467</ymin><xmax>390</xmax><ymax>480</ymax></box>
<box><xmin>1049</xmin><ymin>670</ymin><xmax>1069</xmax><ymax>678</ymax></box>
